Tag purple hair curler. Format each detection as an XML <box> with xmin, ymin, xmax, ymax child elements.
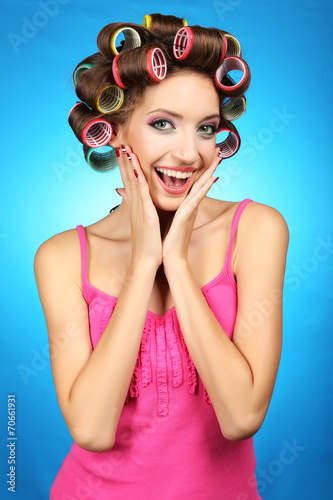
<box><xmin>215</xmin><ymin>56</ymin><xmax>249</xmax><ymax>95</ymax></box>
<box><xmin>216</xmin><ymin>127</ymin><xmax>240</xmax><ymax>158</ymax></box>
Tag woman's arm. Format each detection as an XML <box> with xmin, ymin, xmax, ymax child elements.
<box><xmin>163</xmin><ymin>202</ymin><xmax>289</xmax><ymax>441</ymax></box>
<box><xmin>34</xmin><ymin>230</ymin><xmax>158</xmax><ymax>452</ymax></box>
<box><xmin>34</xmin><ymin>148</ymin><xmax>162</xmax><ymax>453</ymax></box>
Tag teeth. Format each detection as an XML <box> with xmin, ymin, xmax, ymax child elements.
<box><xmin>155</xmin><ymin>168</ymin><xmax>193</xmax><ymax>179</ymax></box>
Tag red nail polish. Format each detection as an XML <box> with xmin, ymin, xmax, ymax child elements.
<box><xmin>134</xmin><ymin>169</ymin><xmax>139</xmax><ymax>178</ymax></box>
<box><xmin>127</xmin><ymin>153</ymin><xmax>132</xmax><ymax>162</ymax></box>
<box><xmin>121</xmin><ymin>144</ymin><xmax>126</xmax><ymax>153</ymax></box>
<box><xmin>213</xmin><ymin>177</ymin><xmax>219</xmax><ymax>184</ymax></box>
<box><xmin>116</xmin><ymin>148</ymin><xmax>120</xmax><ymax>157</ymax></box>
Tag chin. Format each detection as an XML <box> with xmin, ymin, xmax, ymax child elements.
<box><xmin>151</xmin><ymin>194</ymin><xmax>186</xmax><ymax>213</ymax></box>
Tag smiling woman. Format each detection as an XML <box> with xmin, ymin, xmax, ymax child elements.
<box><xmin>34</xmin><ymin>12</ymin><xmax>289</xmax><ymax>500</ymax></box>
<box><xmin>114</xmin><ymin>72</ymin><xmax>221</xmax><ymax>210</ymax></box>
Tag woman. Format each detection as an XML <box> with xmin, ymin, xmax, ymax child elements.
<box><xmin>34</xmin><ymin>13</ymin><xmax>289</xmax><ymax>499</ymax></box>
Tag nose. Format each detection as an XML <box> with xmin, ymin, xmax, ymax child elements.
<box><xmin>172</xmin><ymin>130</ymin><xmax>199</xmax><ymax>165</ymax></box>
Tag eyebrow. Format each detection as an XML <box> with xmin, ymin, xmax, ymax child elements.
<box><xmin>147</xmin><ymin>108</ymin><xmax>220</xmax><ymax>122</ymax></box>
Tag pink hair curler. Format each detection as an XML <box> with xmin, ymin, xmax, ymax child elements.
<box><xmin>216</xmin><ymin>127</ymin><xmax>240</xmax><ymax>158</ymax></box>
<box><xmin>220</xmin><ymin>34</ymin><xmax>228</xmax><ymax>62</ymax></box>
<box><xmin>68</xmin><ymin>102</ymin><xmax>113</xmax><ymax>147</ymax></box>
<box><xmin>215</xmin><ymin>56</ymin><xmax>248</xmax><ymax>94</ymax></box>
<box><xmin>146</xmin><ymin>48</ymin><xmax>167</xmax><ymax>81</ymax></box>
<box><xmin>173</xmin><ymin>27</ymin><xmax>194</xmax><ymax>60</ymax></box>
<box><xmin>68</xmin><ymin>101</ymin><xmax>83</xmax><ymax>116</ymax></box>
<box><xmin>112</xmin><ymin>55</ymin><xmax>127</xmax><ymax>89</ymax></box>
<box><xmin>81</xmin><ymin>118</ymin><xmax>112</xmax><ymax>148</ymax></box>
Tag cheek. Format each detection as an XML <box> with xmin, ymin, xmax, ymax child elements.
<box><xmin>201</xmin><ymin>142</ymin><xmax>217</xmax><ymax>166</ymax></box>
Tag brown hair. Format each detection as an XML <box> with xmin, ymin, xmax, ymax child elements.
<box><xmin>68</xmin><ymin>13</ymin><xmax>251</xmax><ymax>170</ymax></box>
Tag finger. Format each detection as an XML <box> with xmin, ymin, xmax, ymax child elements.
<box><xmin>117</xmin><ymin>147</ymin><xmax>132</xmax><ymax>186</ymax></box>
<box><xmin>191</xmin><ymin>149</ymin><xmax>221</xmax><ymax>191</ymax></box>
<box><xmin>190</xmin><ymin>176</ymin><xmax>218</xmax><ymax>208</ymax></box>
<box><xmin>115</xmin><ymin>187</ymin><xmax>127</xmax><ymax>201</ymax></box>
<box><xmin>117</xmin><ymin>145</ymin><xmax>143</xmax><ymax>203</ymax></box>
<box><xmin>123</xmin><ymin>146</ymin><xmax>153</xmax><ymax>204</ymax></box>
<box><xmin>188</xmin><ymin>160</ymin><xmax>219</xmax><ymax>200</ymax></box>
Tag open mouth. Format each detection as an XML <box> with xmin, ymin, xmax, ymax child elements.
<box><xmin>155</xmin><ymin>167</ymin><xmax>193</xmax><ymax>190</ymax></box>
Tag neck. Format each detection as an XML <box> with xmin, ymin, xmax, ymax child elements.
<box><xmin>156</xmin><ymin>207</ymin><xmax>176</xmax><ymax>237</ymax></box>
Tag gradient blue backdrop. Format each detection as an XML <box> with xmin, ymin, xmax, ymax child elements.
<box><xmin>2</xmin><ymin>0</ymin><xmax>332</xmax><ymax>498</ymax></box>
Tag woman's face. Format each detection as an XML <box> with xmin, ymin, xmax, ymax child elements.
<box><xmin>116</xmin><ymin>71</ymin><xmax>221</xmax><ymax>211</ymax></box>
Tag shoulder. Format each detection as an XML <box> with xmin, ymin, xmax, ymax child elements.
<box><xmin>34</xmin><ymin>228</ymin><xmax>81</xmax><ymax>281</ymax></box>
<box><xmin>239</xmin><ymin>200</ymin><xmax>289</xmax><ymax>242</ymax></box>
<box><xmin>234</xmin><ymin>200</ymin><xmax>289</xmax><ymax>276</ymax></box>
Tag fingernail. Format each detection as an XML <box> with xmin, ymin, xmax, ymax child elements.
<box><xmin>121</xmin><ymin>144</ymin><xmax>127</xmax><ymax>153</ymax></box>
<box><xmin>218</xmin><ymin>157</ymin><xmax>223</xmax><ymax>165</ymax></box>
<box><xmin>116</xmin><ymin>148</ymin><xmax>120</xmax><ymax>157</ymax></box>
<box><xmin>213</xmin><ymin>177</ymin><xmax>219</xmax><ymax>184</ymax></box>
<box><xmin>134</xmin><ymin>169</ymin><xmax>139</xmax><ymax>178</ymax></box>
<box><xmin>218</xmin><ymin>148</ymin><xmax>224</xmax><ymax>158</ymax></box>
<box><xmin>127</xmin><ymin>153</ymin><xmax>132</xmax><ymax>162</ymax></box>
<box><xmin>115</xmin><ymin>188</ymin><xmax>121</xmax><ymax>195</ymax></box>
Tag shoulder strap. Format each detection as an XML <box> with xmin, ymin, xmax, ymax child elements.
<box><xmin>76</xmin><ymin>225</ymin><xmax>88</xmax><ymax>289</ymax></box>
<box><xmin>225</xmin><ymin>199</ymin><xmax>253</xmax><ymax>272</ymax></box>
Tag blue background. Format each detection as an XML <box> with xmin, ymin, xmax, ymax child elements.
<box><xmin>1</xmin><ymin>0</ymin><xmax>332</xmax><ymax>498</ymax></box>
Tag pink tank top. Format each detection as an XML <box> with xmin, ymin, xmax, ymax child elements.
<box><xmin>50</xmin><ymin>199</ymin><xmax>262</xmax><ymax>500</ymax></box>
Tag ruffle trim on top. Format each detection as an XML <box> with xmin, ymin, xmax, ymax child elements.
<box><xmin>125</xmin><ymin>312</ymin><xmax>212</xmax><ymax>415</ymax></box>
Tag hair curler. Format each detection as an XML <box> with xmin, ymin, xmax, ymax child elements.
<box><xmin>215</xmin><ymin>56</ymin><xmax>250</xmax><ymax>97</ymax></box>
<box><xmin>173</xmin><ymin>26</ymin><xmax>194</xmax><ymax>60</ymax></box>
<box><xmin>146</xmin><ymin>48</ymin><xmax>167</xmax><ymax>81</ymax></box>
<box><xmin>216</xmin><ymin>126</ymin><xmax>240</xmax><ymax>158</ymax></box>
<box><xmin>224</xmin><ymin>33</ymin><xmax>241</xmax><ymax>57</ymax></box>
<box><xmin>68</xmin><ymin>102</ymin><xmax>113</xmax><ymax>147</ymax></box>
<box><xmin>112</xmin><ymin>55</ymin><xmax>126</xmax><ymax>89</ymax></box>
<box><xmin>96</xmin><ymin>85</ymin><xmax>124</xmax><ymax>113</ymax></box>
<box><xmin>97</xmin><ymin>23</ymin><xmax>152</xmax><ymax>59</ymax></box>
<box><xmin>73</xmin><ymin>63</ymin><xmax>96</xmax><ymax>85</ymax></box>
<box><xmin>84</xmin><ymin>145</ymin><xmax>118</xmax><ymax>172</ymax></box>
<box><xmin>173</xmin><ymin>26</ymin><xmax>227</xmax><ymax>69</ymax></box>
<box><xmin>110</xmin><ymin>26</ymin><xmax>141</xmax><ymax>56</ymax></box>
<box><xmin>143</xmin><ymin>14</ymin><xmax>187</xmax><ymax>29</ymax></box>
<box><xmin>221</xmin><ymin>96</ymin><xmax>246</xmax><ymax>121</ymax></box>
<box><xmin>112</xmin><ymin>45</ymin><xmax>167</xmax><ymax>89</ymax></box>
<box><xmin>142</xmin><ymin>14</ymin><xmax>153</xmax><ymax>28</ymax></box>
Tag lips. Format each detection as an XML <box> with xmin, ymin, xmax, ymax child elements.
<box><xmin>154</xmin><ymin>167</ymin><xmax>195</xmax><ymax>194</ymax></box>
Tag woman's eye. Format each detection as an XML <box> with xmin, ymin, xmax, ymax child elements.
<box><xmin>198</xmin><ymin>124</ymin><xmax>217</xmax><ymax>136</ymax></box>
<box><xmin>150</xmin><ymin>120</ymin><xmax>174</xmax><ymax>131</ymax></box>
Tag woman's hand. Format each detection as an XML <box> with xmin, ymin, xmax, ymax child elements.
<box><xmin>116</xmin><ymin>145</ymin><xmax>163</xmax><ymax>270</ymax></box>
<box><xmin>162</xmin><ymin>149</ymin><xmax>221</xmax><ymax>271</ymax></box>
